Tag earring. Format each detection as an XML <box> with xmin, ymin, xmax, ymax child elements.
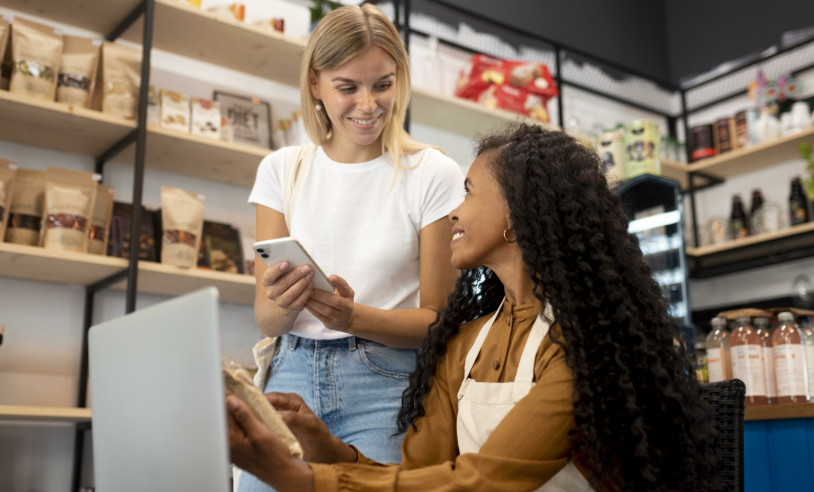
<box><xmin>315</xmin><ymin>101</ymin><xmax>322</xmax><ymax>111</ymax></box>
<box><xmin>503</xmin><ymin>227</ymin><xmax>516</xmax><ymax>243</ymax></box>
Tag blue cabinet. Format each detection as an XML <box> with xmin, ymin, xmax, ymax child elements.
<box><xmin>744</xmin><ymin>406</ymin><xmax>814</xmax><ymax>491</ymax></box>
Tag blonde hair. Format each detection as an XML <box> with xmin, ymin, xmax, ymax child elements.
<box><xmin>300</xmin><ymin>3</ymin><xmax>429</xmax><ymax>170</ymax></box>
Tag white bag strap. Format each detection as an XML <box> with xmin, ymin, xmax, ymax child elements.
<box><xmin>283</xmin><ymin>143</ymin><xmax>317</xmax><ymax>232</ymax></box>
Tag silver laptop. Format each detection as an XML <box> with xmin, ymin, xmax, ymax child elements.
<box><xmin>89</xmin><ymin>287</ymin><xmax>231</xmax><ymax>492</ymax></box>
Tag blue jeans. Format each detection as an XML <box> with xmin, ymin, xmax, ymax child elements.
<box><xmin>237</xmin><ymin>334</ymin><xmax>417</xmax><ymax>491</ymax></box>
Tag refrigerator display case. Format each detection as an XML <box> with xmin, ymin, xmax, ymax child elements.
<box><xmin>616</xmin><ymin>174</ymin><xmax>693</xmax><ymax>346</ymax></box>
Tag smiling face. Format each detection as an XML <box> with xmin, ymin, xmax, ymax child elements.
<box><xmin>309</xmin><ymin>46</ymin><xmax>396</xmax><ymax>161</ymax></box>
<box><xmin>449</xmin><ymin>151</ymin><xmax>514</xmax><ymax>271</ymax></box>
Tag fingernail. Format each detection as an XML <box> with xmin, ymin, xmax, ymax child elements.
<box><xmin>279</xmin><ymin>261</ymin><xmax>289</xmax><ymax>270</ymax></box>
<box><xmin>300</xmin><ymin>265</ymin><xmax>311</xmax><ymax>274</ymax></box>
<box><xmin>227</xmin><ymin>397</ymin><xmax>238</xmax><ymax>411</ymax></box>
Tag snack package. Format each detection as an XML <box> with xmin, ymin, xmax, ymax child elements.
<box><xmin>102</xmin><ymin>41</ymin><xmax>141</xmax><ymax>119</ymax></box>
<box><xmin>455</xmin><ymin>54</ymin><xmax>558</xmax><ymax>123</ymax></box>
<box><xmin>160</xmin><ymin>186</ymin><xmax>204</xmax><ymax>269</ymax></box>
<box><xmin>4</xmin><ymin>168</ymin><xmax>45</xmax><ymax>246</ymax></box>
<box><xmin>43</xmin><ymin>167</ymin><xmax>99</xmax><ymax>253</ymax></box>
<box><xmin>0</xmin><ymin>159</ymin><xmax>17</xmax><ymax>239</ymax></box>
<box><xmin>207</xmin><ymin>2</ymin><xmax>246</xmax><ymax>22</ymax></box>
<box><xmin>57</xmin><ymin>35</ymin><xmax>101</xmax><ymax>108</ymax></box>
<box><xmin>190</xmin><ymin>97</ymin><xmax>221</xmax><ymax>139</ymax></box>
<box><xmin>10</xmin><ymin>17</ymin><xmax>63</xmax><ymax>101</ymax></box>
<box><xmin>108</xmin><ymin>201</ymin><xmax>159</xmax><ymax>261</ymax></box>
<box><xmin>160</xmin><ymin>89</ymin><xmax>190</xmax><ymax>132</ymax></box>
<box><xmin>88</xmin><ymin>184</ymin><xmax>114</xmax><ymax>255</ymax></box>
<box><xmin>197</xmin><ymin>220</ymin><xmax>244</xmax><ymax>273</ymax></box>
<box><xmin>624</xmin><ymin>119</ymin><xmax>661</xmax><ymax>178</ymax></box>
<box><xmin>0</xmin><ymin>17</ymin><xmax>9</xmax><ymax>90</ymax></box>
<box><xmin>222</xmin><ymin>357</ymin><xmax>303</xmax><ymax>458</ymax></box>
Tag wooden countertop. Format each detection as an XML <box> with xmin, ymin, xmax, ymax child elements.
<box><xmin>745</xmin><ymin>402</ymin><xmax>814</xmax><ymax>421</ymax></box>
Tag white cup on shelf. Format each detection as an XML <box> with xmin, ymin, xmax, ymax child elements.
<box><xmin>790</xmin><ymin>101</ymin><xmax>812</xmax><ymax>131</ymax></box>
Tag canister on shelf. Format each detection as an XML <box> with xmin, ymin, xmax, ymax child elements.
<box><xmin>714</xmin><ymin>117</ymin><xmax>736</xmax><ymax>154</ymax></box>
<box><xmin>734</xmin><ymin>108</ymin><xmax>758</xmax><ymax>148</ymax></box>
<box><xmin>624</xmin><ymin>119</ymin><xmax>660</xmax><ymax>178</ymax></box>
<box><xmin>690</xmin><ymin>124</ymin><xmax>716</xmax><ymax>162</ymax></box>
<box><xmin>598</xmin><ymin>128</ymin><xmax>626</xmax><ymax>184</ymax></box>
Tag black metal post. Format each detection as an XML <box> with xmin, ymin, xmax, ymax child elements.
<box><xmin>554</xmin><ymin>48</ymin><xmax>563</xmax><ymax>129</ymax></box>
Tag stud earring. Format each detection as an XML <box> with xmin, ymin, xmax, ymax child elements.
<box><xmin>315</xmin><ymin>101</ymin><xmax>322</xmax><ymax>111</ymax></box>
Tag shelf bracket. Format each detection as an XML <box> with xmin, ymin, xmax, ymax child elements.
<box><xmin>94</xmin><ymin>129</ymin><xmax>138</xmax><ymax>176</ymax></box>
<box><xmin>106</xmin><ymin>1</ymin><xmax>147</xmax><ymax>42</ymax></box>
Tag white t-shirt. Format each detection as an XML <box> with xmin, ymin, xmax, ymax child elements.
<box><xmin>249</xmin><ymin>145</ymin><xmax>464</xmax><ymax>340</ymax></box>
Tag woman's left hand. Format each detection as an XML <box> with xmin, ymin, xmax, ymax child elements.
<box><xmin>305</xmin><ymin>274</ymin><xmax>356</xmax><ymax>332</ymax></box>
<box><xmin>227</xmin><ymin>396</ymin><xmax>314</xmax><ymax>492</ymax></box>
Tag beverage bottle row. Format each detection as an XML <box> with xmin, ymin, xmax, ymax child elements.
<box><xmin>705</xmin><ymin>313</ymin><xmax>814</xmax><ymax>406</ymax></box>
<box><xmin>727</xmin><ymin>176</ymin><xmax>810</xmax><ymax>241</ymax></box>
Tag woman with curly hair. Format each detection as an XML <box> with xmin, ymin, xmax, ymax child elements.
<box><xmin>227</xmin><ymin>124</ymin><xmax>717</xmax><ymax>491</ymax></box>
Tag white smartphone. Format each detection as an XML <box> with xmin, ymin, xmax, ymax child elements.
<box><xmin>253</xmin><ymin>237</ymin><xmax>334</xmax><ymax>292</ymax></box>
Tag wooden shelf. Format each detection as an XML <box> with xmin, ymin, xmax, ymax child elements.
<box><xmin>0</xmin><ymin>242</ymin><xmax>128</xmax><ymax>286</ymax></box>
<box><xmin>745</xmin><ymin>402</ymin><xmax>814</xmax><ymax>421</ymax></box>
<box><xmin>686</xmin><ymin>126</ymin><xmax>814</xmax><ymax>179</ymax></box>
<box><xmin>0</xmin><ymin>243</ymin><xmax>256</xmax><ymax>304</ymax></box>
<box><xmin>410</xmin><ymin>87</ymin><xmax>556</xmax><ymax>137</ymax></box>
<box><xmin>687</xmin><ymin>222</ymin><xmax>814</xmax><ymax>257</ymax></box>
<box><xmin>122</xmin><ymin>125</ymin><xmax>269</xmax><ymax>187</ymax></box>
<box><xmin>0</xmin><ymin>405</ymin><xmax>91</xmax><ymax>423</ymax></box>
<box><xmin>660</xmin><ymin>159</ymin><xmax>689</xmax><ymax>190</ymax></box>
<box><xmin>121</xmin><ymin>0</ymin><xmax>306</xmax><ymax>87</ymax></box>
<box><xmin>2</xmin><ymin>0</ymin><xmax>141</xmax><ymax>35</ymax></box>
<box><xmin>0</xmin><ymin>90</ymin><xmax>135</xmax><ymax>157</ymax></box>
<box><xmin>111</xmin><ymin>260</ymin><xmax>256</xmax><ymax>305</ymax></box>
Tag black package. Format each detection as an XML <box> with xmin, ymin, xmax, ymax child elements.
<box><xmin>196</xmin><ymin>220</ymin><xmax>244</xmax><ymax>274</ymax></box>
<box><xmin>107</xmin><ymin>201</ymin><xmax>158</xmax><ymax>262</ymax></box>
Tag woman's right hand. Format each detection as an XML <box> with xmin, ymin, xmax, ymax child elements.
<box><xmin>262</xmin><ymin>261</ymin><xmax>316</xmax><ymax>312</ymax></box>
<box><xmin>266</xmin><ymin>392</ymin><xmax>358</xmax><ymax>464</ymax></box>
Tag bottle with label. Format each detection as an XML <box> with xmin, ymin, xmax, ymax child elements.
<box><xmin>730</xmin><ymin>316</ymin><xmax>768</xmax><ymax>405</ymax></box>
<box><xmin>772</xmin><ymin>312</ymin><xmax>809</xmax><ymax>403</ymax></box>
<box><xmin>754</xmin><ymin>317</ymin><xmax>777</xmax><ymax>404</ymax></box>
<box><xmin>705</xmin><ymin>317</ymin><xmax>731</xmax><ymax>382</ymax></box>
<box><xmin>799</xmin><ymin>316</ymin><xmax>814</xmax><ymax>398</ymax></box>
<box><xmin>748</xmin><ymin>189</ymin><xmax>765</xmax><ymax>235</ymax></box>
<box><xmin>789</xmin><ymin>176</ymin><xmax>810</xmax><ymax>227</ymax></box>
<box><xmin>729</xmin><ymin>195</ymin><xmax>749</xmax><ymax>240</ymax></box>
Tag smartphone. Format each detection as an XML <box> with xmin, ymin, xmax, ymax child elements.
<box><xmin>253</xmin><ymin>237</ymin><xmax>333</xmax><ymax>291</ymax></box>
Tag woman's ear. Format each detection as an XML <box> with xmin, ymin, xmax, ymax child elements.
<box><xmin>309</xmin><ymin>69</ymin><xmax>320</xmax><ymax>99</ymax></box>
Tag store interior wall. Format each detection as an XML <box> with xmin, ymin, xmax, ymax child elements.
<box><xmin>1</xmin><ymin>1</ymin><xmax>814</xmax><ymax>490</ymax></box>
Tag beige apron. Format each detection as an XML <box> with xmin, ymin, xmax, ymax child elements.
<box><xmin>456</xmin><ymin>300</ymin><xmax>593</xmax><ymax>491</ymax></box>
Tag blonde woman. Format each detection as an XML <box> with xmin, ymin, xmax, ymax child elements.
<box><xmin>240</xmin><ymin>4</ymin><xmax>463</xmax><ymax>490</ymax></box>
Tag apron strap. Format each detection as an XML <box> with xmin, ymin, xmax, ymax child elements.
<box><xmin>515</xmin><ymin>302</ymin><xmax>553</xmax><ymax>383</ymax></box>
<box><xmin>462</xmin><ymin>299</ymin><xmax>504</xmax><ymax>379</ymax></box>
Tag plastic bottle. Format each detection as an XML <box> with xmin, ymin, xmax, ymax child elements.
<box><xmin>772</xmin><ymin>312</ymin><xmax>809</xmax><ymax>403</ymax></box>
<box><xmin>729</xmin><ymin>195</ymin><xmax>749</xmax><ymax>240</ymax></box>
<box><xmin>705</xmin><ymin>317</ymin><xmax>731</xmax><ymax>382</ymax></box>
<box><xmin>798</xmin><ymin>316</ymin><xmax>814</xmax><ymax>398</ymax></box>
<box><xmin>748</xmin><ymin>189</ymin><xmax>765</xmax><ymax>235</ymax></box>
<box><xmin>754</xmin><ymin>317</ymin><xmax>777</xmax><ymax>404</ymax></box>
<box><xmin>730</xmin><ymin>316</ymin><xmax>768</xmax><ymax>405</ymax></box>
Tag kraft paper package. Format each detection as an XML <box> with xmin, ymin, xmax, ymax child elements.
<box><xmin>160</xmin><ymin>186</ymin><xmax>204</xmax><ymax>269</ymax></box>
<box><xmin>57</xmin><ymin>35</ymin><xmax>101</xmax><ymax>108</ymax></box>
<box><xmin>10</xmin><ymin>17</ymin><xmax>63</xmax><ymax>101</ymax></box>
<box><xmin>43</xmin><ymin>167</ymin><xmax>99</xmax><ymax>253</ymax></box>
<box><xmin>102</xmin><ymin>41</ymin><xmax>141</xmax><ymax>119</ymax></box>
<box><xmin>0</xmin><ymin>159</ymin><xmax>17</xmax><ymax>240</ymax></box>
<box><xmin>4</xmin><ymin>168</ymin><xmax>45</xmax><ymax>246</ymax></box>
<box><xmin>88</xmin><ymin>184</ymin><xmax>114</xmax><ymax>255</ymax></box>
<box><xmin>0</xmin><ymin>17</ymin><xmax>9</xmax><ymax>90</ymax></box>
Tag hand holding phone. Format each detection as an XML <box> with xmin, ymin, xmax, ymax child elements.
<box><xmin>253</xmin><ymin>237</ymin><xmax>333</xmax><ymax>292</ymax></box>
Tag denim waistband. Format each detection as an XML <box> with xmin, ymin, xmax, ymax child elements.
<box><xmin>281</xmin><ymin>333</ymin><xmax>373</xmax><ymax>351</ymax></box>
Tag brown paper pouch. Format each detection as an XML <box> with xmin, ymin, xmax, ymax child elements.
<box><xmin>10</xmin><ymin>17</ymin><xmax>63</xmax><ymax>101</ymax></box>
<box><xmin>0</xmin><ymin>159</ymin><xmax>18</xmax><ymax>239</ymax></box>
<box><xmin>161</xmin><ymin>186</ymin><xmax>204</xmax><ymax>269</ymax></box>
<box><xmin>88</xmin><ymin>184</ymin><xmax>114</xmax><ymax>255</ymax></box>
<box><xmin>4</xmin><ymin>168</ymin><xmax>45</xmax><ymax>246</ymax></box>
<box><xmin>43</xmin><ymin>168</ymin><xmax>99</xmax><ymax>253</ymax></box>
<box><xmin>57</xmin><ymin>35</ymin><xmax>100</xmax><ymax>108</ymax></box>
<box><xmin>0</xmin><ymin>17</ymin><xmax>9</xmax><ymax>90</ymax></box>
<box><xmin>102</xmin><ymin>42</ymin><xmax>141</xmax><ymax>119</ymax></box>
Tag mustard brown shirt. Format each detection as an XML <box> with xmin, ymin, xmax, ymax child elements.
<box><xmin>310</xmin><ymin>299</ymin><xmax>579</xmax><ymax>491</ymax></box>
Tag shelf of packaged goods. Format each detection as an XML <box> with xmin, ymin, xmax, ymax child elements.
<box><xmin>122</xmin><ymin>125</ymin><xmax>269</xmax><ymax>188</ymax></box>
<box><xmin>121</xmin><ymin>0</ymin><xmax>306</xmax><ymax>87</ymax></box>
<box><xmin>686</xmin><ymin>126</ymin><xmax>814</xmax><ymax>180</ymax></box>
<box><xmin>687</xmin><ymin>221</ymin><xmax>814</xmax><ymax>278</ymax></box>
<box><xmin>745</xmin><ymin>402</ymin><xmax>814</xmax><ymax>421</ymax></box>
<box><xmin>0</xmin><ymin>89</ymin><xmax>136</xmax><ymax>157</ymax></box>
<box><xmin>3</xmin><ymin>1</ymin><xmax>306</xmax><ymax>87</ymax></box>
<box><xmin>410</xmin><ymin>87</ymin><xmax>558</xmax><ymax>138</ymax></box>
<box><xmin>109</xmin><ymin>261</ymin><xmax>256</xmax><ymax>305</ymax></box>
<box><xmin>0</xmin><ymin>405</ymin><xmax>91</xmax><ymax>423</ymax></box>
<box><xmin>0</xmin><ymin>242</ymin><xmax>128</xmax><ymax>286</ymax></box>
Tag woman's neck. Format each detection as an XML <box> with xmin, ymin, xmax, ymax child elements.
<box><xmin>492</xmin><ymin>252</ymin><xmax>537</xmax><ymax>305</ymax></box>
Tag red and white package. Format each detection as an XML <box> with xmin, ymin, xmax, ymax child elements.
<box><xmin>478</xmin><ymin>85</ymin><xmax>551</xmax><ymax>123</ymax></box>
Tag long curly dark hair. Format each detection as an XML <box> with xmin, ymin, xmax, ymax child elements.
<box><xmin>397</xmin><ymin>124</ymin><xmax>716</xmax><ymax>491</ymax></box>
